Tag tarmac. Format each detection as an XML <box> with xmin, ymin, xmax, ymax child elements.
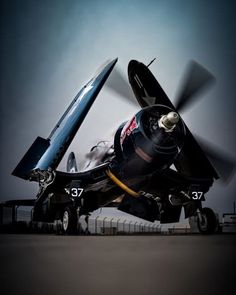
<box><xmin>0</xmin><ymin>234</ymin><xmax>235</xmax><ymax>295</ymax></box>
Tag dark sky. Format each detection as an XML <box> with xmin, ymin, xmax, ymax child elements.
<box><xmin>0</xmin><ymin>0</ymin><xmax>236</xmax><ymax>216</ymax></box>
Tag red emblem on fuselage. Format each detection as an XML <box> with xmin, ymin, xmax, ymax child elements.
<box><xmin>120</xmin><ymin>116</ymin><xmax>138</xmax><ymax>145</ymax></box>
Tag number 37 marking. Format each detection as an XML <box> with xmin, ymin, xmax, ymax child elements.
<box><xmin>70</xmin><ymin>188</ymin><xmax>84</xmax><ymax>197</ymax></box>
<box><xmin>191</xmin><ymin>191</ymin><xmax>203</xmax><ymax>200</ymax></box>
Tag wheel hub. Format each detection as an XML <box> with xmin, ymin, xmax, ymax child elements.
<box><xmin>63</xmin><ymin>211</ymin><xmax>69</xmax><ymax>231</ymax></box>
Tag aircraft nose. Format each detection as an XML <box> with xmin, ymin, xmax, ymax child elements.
<box><xmin>160</xmin><ymin>111</ymin><xmax>179</xmax><ymax>130</ymax></box>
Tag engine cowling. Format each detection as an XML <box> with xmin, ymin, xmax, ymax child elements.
<box><xmin>113</xmin><ymin>105</ymin><xmax>186</xmax><ymax>177</ymax></box>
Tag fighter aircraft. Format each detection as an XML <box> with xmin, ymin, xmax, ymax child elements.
<box><xmin>11</xmin><ymin>58</ymin><xmax>235</xmax><ymax>234</ymax></box>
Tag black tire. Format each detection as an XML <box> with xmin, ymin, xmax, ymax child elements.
<box><xmin>197</xmin><ymin>207</ymin><xmax>218</xmax><ymax>234</ymax></box>
<box><xmin>61</xmin><ymin>206</ymin><xmax>77</xmax><ymax>235</ymax></box>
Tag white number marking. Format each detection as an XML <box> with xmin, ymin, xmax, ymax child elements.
<box><xmin>71</xmin><ymin>188</ymin><xmax>84</xmax><ymax>197</ymax></box>
<box><xmin>192</xmin><ymin>191</ymin><xmax>203</xmax><ymax>200</ymax></box>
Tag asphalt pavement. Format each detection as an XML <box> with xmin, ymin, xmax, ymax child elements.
<box><xmin>0</xmin><ymin>234</ymin><xmax>235</xmax><ymax>295</ymax></box>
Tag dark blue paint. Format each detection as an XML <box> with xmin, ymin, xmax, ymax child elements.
<box><xmin>13</xmin><ymin>58</ymin><xmax>118</xmax><ymax>179</ymax></box>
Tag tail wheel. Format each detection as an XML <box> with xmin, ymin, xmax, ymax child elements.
<box><xmin>197</xmin><ymin>207</ymin><xmax>218</xmax><ymax>234</ymax></box>
<box><xmin>62</xmin><ymin>206</ymin><xmax>77</xmax><ymax>235</ymax></box>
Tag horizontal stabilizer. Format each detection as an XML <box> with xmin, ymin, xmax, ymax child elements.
<box><xmin>12</xmin><ymin>137</ymin><xmax>50</xmax><ymax>180</ymax></box>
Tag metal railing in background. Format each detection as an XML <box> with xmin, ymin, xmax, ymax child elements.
<box><xmin>86</xmin><ymin>215</ymin><xmax>161</xmax><ymax>235</ymax></box>
<box><xmin>1</xmin><ymin>204</ymin><xmax>205</xmax><ymax>235</ymax></box>
<box><xmin>0</xmin><ymin>206</ymin><xmax>33</xmax><ymax>226</ymax></box>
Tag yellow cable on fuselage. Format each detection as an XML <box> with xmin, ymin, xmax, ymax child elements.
<box><xmin>106</xmin><ymin>169</ymin><xmax>139</xmax><ymax>197</ymax></box>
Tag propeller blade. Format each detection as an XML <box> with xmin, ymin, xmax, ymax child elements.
<box><xmin>195</xmin><ymin>135</ymin><xmax>236</xmax><ymax>183</ymax></box>
<box><xmin>175</xmin><ymin>61</ymin><xmax>215</xmax><ymax>112</ymax></box>
<box><xmin>106</xmin><ymin>67</ymin><xmax>139</xmax><ymax>107</ymax></box>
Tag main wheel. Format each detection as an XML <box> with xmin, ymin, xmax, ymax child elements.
<box><xmin>61</xmin><ymin>206</ymin><xmax>78</xmax><ymax>235</ymax></box>
<box><xmin>197</xmin><ymin>207</ymin><xmax>218</xmax><ymax>234</ymax></box>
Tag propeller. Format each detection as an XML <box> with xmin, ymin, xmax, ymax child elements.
<box><xmin>194</xmin><ymin>135</ymin><xmax>236</xmax><ymax>184</ymax></box>
<box><xmin>105</xmin><ymin>67</ymin><xmax>139</xmax><ymax>107</ymax></box>
<box><xmin>105</xmin><ymin>59</ymin><xmax>235</xmax><ymax>183</ymax></box>
<box><xmin>106</xmin><ymin>60</ymin><xmax>216</xmax><ymax>112</ymax></box>
<box><xmin>175</xmin><ymin>60</ymin><xmax>215</xmax><ymax>113</ymax></box>
<box><xmin>173</xmin><ymin>61</ymin><xmax>235</xmax><ymax>182</ymax></box>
